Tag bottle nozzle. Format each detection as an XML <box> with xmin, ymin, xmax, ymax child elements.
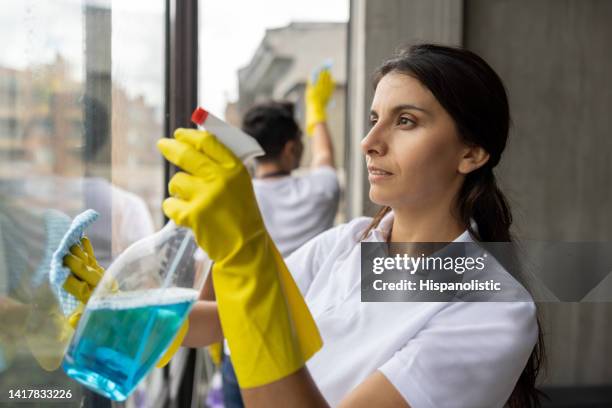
<box><xmin>191</xmin><ymin>107</ymin><xmax>209</xmax><ymax>126</ymax></box>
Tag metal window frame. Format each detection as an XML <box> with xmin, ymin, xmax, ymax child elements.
<box><xmin>82</xmin><ymin>2</ymin><xmax>112</xmax><ymax>407</ymax></box>
<box><xmin>163</xmin><ymin>0</ymin><xmax>199</xmax><ymax>407</ymax></box>
<box><xmin>164</xmin><ymin>0</ymin><xmax>198</xmax><ymax>201</ymax></box>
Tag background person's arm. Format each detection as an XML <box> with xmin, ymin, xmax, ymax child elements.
<box><xmin>310</xmin><ymin>122</ymin><xmax>335</xmax><ymax>169</ymax></box>
<box><xmin>306</xmin><ymin>68</ymin><xmax>336</xmax><ymax>169</ymax></box>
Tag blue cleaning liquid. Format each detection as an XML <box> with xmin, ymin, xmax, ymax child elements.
<box><xmin>63</xmin><ymin>288</ymin><xmax>198</xmax><ymax>401</ymax></box>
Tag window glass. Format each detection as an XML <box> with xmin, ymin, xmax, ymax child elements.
<box><xmin>0</xmin><ymin>0</ymin><xmax>165</xmax><ymax>405</ymax></box>
<box><xmin>198</xmin><ymin>0</ymin><xmax>349</xmax><ymax>223</ymax></box>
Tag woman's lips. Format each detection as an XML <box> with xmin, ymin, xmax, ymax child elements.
<box><xmin>367</xmin><ymin>166</ymin><xmax>393</xmax><ymax>182</ymax></box>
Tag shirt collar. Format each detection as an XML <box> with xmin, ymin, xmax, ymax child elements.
<box><xmin>367</xmin><ymin>210</ymin><xmax>394</xmax><ymax>242</ymax></box>
<box><xmin>367</xmin><ymin>210</ymin><xmax>476</xmax><ymax>243</ymax></box>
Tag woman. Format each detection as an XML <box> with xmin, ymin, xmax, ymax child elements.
<box><xmin>165</xmin><ymin>44</ymin><xmax>545</xmax><ymax>408</ymax></box>
<box><xmin>69</xmin><ymin>44</ymin><xmax>544</xmax><ymax>407</ymax></box>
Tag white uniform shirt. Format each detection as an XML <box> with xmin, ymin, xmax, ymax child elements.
<box><xmin>286</xmin><ymin>211</ymin><xmax>538</xmax><ymax>408</ymax></box>
<box><xmin>253</xmin><ymin>166</ymin><xmax>339</xmax><ymax>257</ymax></box>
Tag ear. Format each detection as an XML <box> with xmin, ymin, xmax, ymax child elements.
<box><xmin>282</xmin><ymin>139</ymin><xmax>297</xmax><ymax>156</ymax></box>
<box><xmin>458</xmin><ymin>145</ymin><xmax>490</xmax><ymax>174</ymax></box>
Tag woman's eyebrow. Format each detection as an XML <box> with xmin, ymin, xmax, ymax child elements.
<box><xmin>370</xmin><ymin>104</ymin><xmax>431</xmax><ymax>117</ymax></box>
<box><xmin>391</xmin><ymin>103</ymin><xmax>430</xmax><ymax>115</ymax></box>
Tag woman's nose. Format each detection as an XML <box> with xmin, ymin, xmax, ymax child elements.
<box><xmin>361</xmin><ymin>124</ymin><xmax>387</xmax><ymax>157</ymax></box>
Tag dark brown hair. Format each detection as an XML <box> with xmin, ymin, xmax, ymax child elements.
<box><xmin>363</xmin><ymin>44</ymin><xmax>545</xmax><ymax>407</ymax></box>
<box><xmin>241</xmin><ymin>101</ymin><xmax>301</xmax><ymax>162</ymax></box>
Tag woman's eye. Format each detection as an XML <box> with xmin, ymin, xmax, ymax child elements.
<box><xmin>369</xmin><ymin>118</ymin><xmax>378</xmax><ymax>126</ymax></box>
<box><xmin>398</xmin><ymin>116</ymin><xmax>415</xmax><ymax>126</ymax></box>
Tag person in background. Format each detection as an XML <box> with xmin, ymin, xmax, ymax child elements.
<box><xmin>219</xmin><ymin>69</ymin><xmax>340</xmax><ymax>407</ymax></box>
<box><xmin>246</xmin><ymin>98</ymin><xmax>339</xmax><ymax>256</ymax></box>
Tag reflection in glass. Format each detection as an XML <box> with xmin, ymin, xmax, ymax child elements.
<box><xmin>0</xmin><ymin>0</ymin><xmax>165</xmax><ymax>405</ymax></box>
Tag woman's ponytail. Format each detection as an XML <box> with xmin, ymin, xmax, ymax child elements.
<box><xmin>459</xmin><ymin>168</ymin><xmax>512</xmax><ymax>242</ymax></box>
<box><xmin>458</xmin><ymin>168</ymin><xmax>546</xmax><ymax>407</ymax></box>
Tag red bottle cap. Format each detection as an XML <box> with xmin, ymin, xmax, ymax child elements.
<box><xmin>191</xmin><ymin>107</ymin><xmax>209</xmax><ymax>125</ymax></box>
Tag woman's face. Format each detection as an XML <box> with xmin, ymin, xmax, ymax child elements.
<box><xmin>361</xmin><ymin>72</ymin><xmax>474</xmax><ymax>210</ymax></box>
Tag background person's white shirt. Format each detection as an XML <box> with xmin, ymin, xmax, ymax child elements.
<box><xmin>252</xmin><ymin>165</ymin><xmax>339</xmax><ymax>257</ymax></box>
<box><xmin>12</xmin><ymin>176</ymin><xmax>155</xmax><ymax>268</ymax></box>
<box><xmin>285</xmin><ymin>211</ymin><xmax>538</xmax><ymax>408</ymax></box>
<box><xmin>83</xmin><ymin>178</ymin><xmax>155</xmax><ymax>266</ymax></box>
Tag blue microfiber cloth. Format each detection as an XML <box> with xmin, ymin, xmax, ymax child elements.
<box><xmin>50</xmin><ymin>209</ymin><xmax>99</xmax><ymax>315</ymax></box>
<box><xmin>310</xmin><ymin>59</ymin><xmax>334</xmax><ymax>83</ymax></box>
<box><xmin>31</xmin><ymin>209</ymin><xmax>72</xmax><ymax>288</ymax></box>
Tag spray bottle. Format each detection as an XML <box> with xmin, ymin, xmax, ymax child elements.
<box><xmin>62</xmin><ymin>108</ymin><xmax>263</xmax><ymax>401</ymax></box>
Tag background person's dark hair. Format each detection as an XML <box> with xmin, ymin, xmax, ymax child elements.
<box><xmin>363</xmin><ymin>44</ymin><xmax>545</xmax><ymax>408</ymax></box>
<box><xmin>241</xmin><ymin>101</ymin><xmax>301</xmax><ymax>162</ymax></box>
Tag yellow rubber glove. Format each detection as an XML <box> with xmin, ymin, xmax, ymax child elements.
<box><xmin>63</xmin><ymin>237</ymin><xmax>104</xmax><ymax>308</ymax></box>
<box><xmin>62</xmin><ymin>237</ymin><xmax>186</xmax><ymax>368</ymax></box>
<box><xmin>155</xmin><ymin>319</ymin><xmax>189</xmax><ymax>368</ymax></box>
<box><xmin>208</xmin><ymin>342</ymin><xmax>223</xmax><ymax>366</ymax></box>
<box><xmin>23</xmin><ymin>290</ymin><xmax>73</xmax><ymax>371</ymax></box>
<box><xmin>62</xmin><ymin>237</ymin><xmax>107</xmax><ymax>331</ymax></box>
<box><xmin>3</xmin><ymin>288</ymin><xmax>73</xmax><ymax>372</ymax></box>
<box><xmin>305</xmin><ymin>68</ymin><xmax>335</xmax><ymax>136</ymax></box>
<box><xmin>157</xmin><ymin>129</ymin><xmax>322</xmax><ymax>388</ymax></box>
<box><xmin>0</xmin><ymin>296</ymin><xmax>32</xmax><ymax>337</ymax></box>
